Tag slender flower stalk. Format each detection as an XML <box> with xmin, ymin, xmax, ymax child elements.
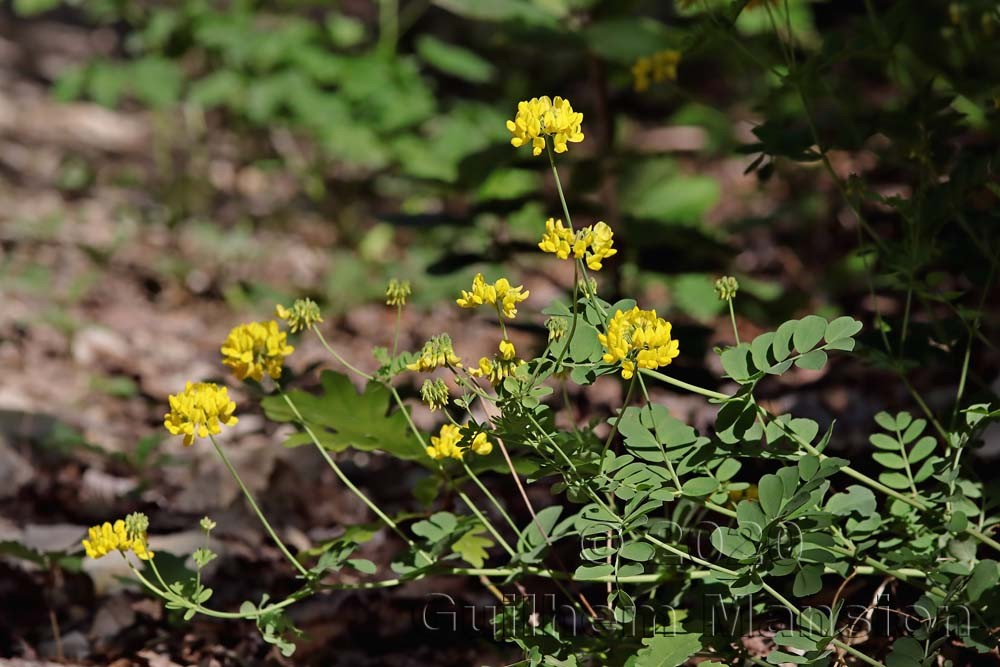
<box><xmin>209</xmin><ymin>435</ymin><xmax>311</xmax><ymax>578</ymax></box>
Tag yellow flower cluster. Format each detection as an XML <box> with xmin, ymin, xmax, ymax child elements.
<box><xmin>164</xmin><ymin>381</ymin><xmax>239</xmax><ymax>446</ymax></box>
<box><xmin>408</xmin><ymin>334</ymin><xmax>461</xmax><ymax>372</ymax></box>
<box><xmin>426</xmin><ymin>424</ymin><xmax>492</xmax><ymax>461</ymax></box>
<box><xmin>632</xmin><ymin>50</ymin><xmax>681</xmax><ymax>92</ymax></box>
<box><xmin>598</xmin><ymin>307</ymin><xmax>680</xmax><ymax>380</ymax></box>
<box><xmin>385</xmin><ymin>279</ymin><xmax>412</xmax><ymax>307</ymax></box>
<box><xmin>221</xmin><ymin>320</ymin><xmax>294</xmax><ymax>382</ymax></box>
<box><xmin>275</xmin><ymin>299</ymin><xmax>323</xmax><ymax>333</ymax></box>
<box><xmin>470</xmin><ymin>340</ymin><xmax>524</xmax><ymax>385</ymax></box>
<box><xmin>538</xmin><ymin>218</ymin><xmax>618</xmax><ymax>271</ymax></box>
<box><xmin>82</xmin><ymin>518</ymin><xmax>153</xmax><ymax>560</ymax></box>
<box><xmin>506</xmin><ymin>96</ymin><xmax>585</xmax><ymax>156</ymax></box>
<box><xmin>456</xmin><ymin>273</ymin><xmax>530</xmax><ymax>319</ymax></box>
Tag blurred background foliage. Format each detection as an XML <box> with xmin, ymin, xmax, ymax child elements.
<box><xmin>7</xmin><ymin>0</ymin><xmax>1000</xmax><ymax>392</ymax></box>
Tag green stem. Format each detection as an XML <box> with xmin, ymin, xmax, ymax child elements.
<box><xmin>900</xmin><ymin>375</ymin><xmax>950</xmax><ymax>443</ymax></box>
<box><xmin>278</xmin><ymin>391</ymin><xmax>434</xmax><ymax>566</ymax></box>
<box><xmin>127</xmin><ymin>556</ymin><xmax>307</xmax><ymax>620</ymax></box>
<box><xmin>829</xmin><ymin>546</ymin><xmax>941</xmax><ymax>596</ymax></box>
<box><xmin>455</xmin><ymin>485</ymin><xmax>516</xmax><ymax>557</ymax></box>
<box><xmin>311</xmin><ymin>326</ymin><xmax>374</xmax><ymax>381</ymax></box>
<box><xmin>388</xmin><ymin>385</ymin><xmax>429</xmax><ymax>448</ymax></box>
<box><xmin>601</xmin><ymin>374</ymin><xmax>637</xmax><ymax>458</ymax></box>
<box><xmin>728</xmin><ymin>298</ymin><xmax>741</xmax><ymax>344</ymax></box>
<box><xmin>899</xmin><ymin>286</ymin><xmax>913</xmax><ymax>351</ymax></box>
<box><xmin>391</xmin><ymin>304</ymin><xmax>402</xmax><ymax>359</ymax></box>
<box><xmin>547</xmin><ymin>142</ymin><xmax>575</xmax><ymax>231</ymax></box>
<box><xmin>966</xmin><ymin>527</ymin><xmax>1000</xmax><ymax>554</ymax></box>
<box><xmin>640</xmin><ymin>368</ymin><xmax>729</xmax><ymax>400</ymax></box>
<box><xmin>209</xmin><ymin>435</ymin><xmax>311</xmax><ymax>578</ymax></box>
<box><xmin>636</xmin><ymin>373</ymin><xmax>685</xmax><ymax>494</ymax></box>
<box><xmin>463</xmin><ymin>460</ymin><xmax>520</xmax><ymax>536</ymax></box>
<box><xmin>310</xmin><ymin>323</ymin><xmax>513</xmax><ymax>566</ymax></box>
<box><xmin>760</xmin><ymin>582</ymin><xmax>887</xmax><ymax>667</ymax></box>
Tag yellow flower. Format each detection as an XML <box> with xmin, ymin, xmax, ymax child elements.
<box><xmin>164</xmin><ymin>381</ymin><xmax>238</xmax><ymax>446</ymax></box>
<box><xmin>221</xmin><ymin>320</ymin><xmax>294</xmax><ymax>382</ymax></box>
<box><xmin>82</xmin><ymin>516</ymin><xmax>154</xmax><ymax>561</ymax></box>
<box><xmin>425</xmin><ymin>424</ymin><xmax>492</xmax><ymax>460</ymax></box>
<box><xmin>456</xmin><ymin>273</ymin><xmax>529</xmax><ymax>319</ymax></box>
<box><xmin>632</xmin><ymin>50</ymin><xmax>681</xmax><ymax>91</ymax></box>
<box><xmin>586</xmin><ymin>222</ymin><xmax>617</xmax><ymax>270</ymax></box>
<box><xmin>408</xmin><ymin>334</ymin><xmax>461</xmax><ymax>372</ymax></box>
<box><xmin>470</xmin><ymin>337</ymin><xmax>524</xmax><ymax>384</ymax></box>
<box><xmin>538</xmin><ymin>220</ymin><xmax>617</xmax><ymax>271</ymax></box>
<box><xmin>470</xmin><ymin>355</ymin><xmax>524</xmax><ymax>385</ymax></box>
<box><xmin>456</xmin><ymin>272</ymin><xmax>495</xmax><ymax>309</ymax></box>
<box><xmin>632</xmin><ymin>57</ymin><xmax>652</xmax><ymax>92</ymax></box>
<box><xmin>469</xmin><ymin>431</ymin><xmax>492</xmax><ymax>456</ymax></box>
<box><xmin>426</xmin><ymin>424</ymin><xmax>465</xmax><ymax>461</ymax></box>
<box><xmin>506</xmin><ymin>96</ymin><xmax>585</xmax><ymax>156</ymax></box>
<box><xmin>275</xmin><ymin>299</ymin><xmax>323</xmax><ymax>333</ymax></box>
<box><xmin>538</xmin><ymin>218</ymin><xmax>573</xmax><ymax>259</ymax></box>
<box><xmin>572</xmin><ymin>227</ymin><xmax>591</xmax><ymax>260</ymax></box>
<box><xmin>597</xmin><ymin>306</ymin><xmax>680</xmax><ymax>379</ymax></box>
<box><xmin>499</xmin><ymin>339</ymin><xmax>516</xmax><ymax>361</ymax></box>
<box><xmin>651</xmin><ymin>50</ymin><xmax>681</xmax><ymax>82</ymax></box>
<box><xmin>495</xmin><ymin>278</ymin><xmax>530</xmax><ymax>318</ymax></box>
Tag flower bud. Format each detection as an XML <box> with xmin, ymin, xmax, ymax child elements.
<box><xmin>385</xmin><ymin>279</ymin><xmax>412</xmax><ymax>307</ymax></box>
<box><xmin>714</xmin><ymin>276</ymin><xmax>739</xmax><ymax>302</ymax></box>
<box><xmin>420</xmin><ymin>378</ymin><xmax>450</xmax><ymax>412</ymax></box>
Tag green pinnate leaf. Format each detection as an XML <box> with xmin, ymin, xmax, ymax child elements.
<box><xmin>710</xmin><ymin>526</ymin><xmax>758</xmax><ymax>560</ymax></box>
<box><xmin>772</xmin><ymin>320</ymin><xmax>797</xmax><ymax>361</ymax></box>
<box><xmin>824</xmin><ymin>316</ymin><xmax>862</xmax><ymax>343</ymax></box>
<box><xmin>908</xmin><ymin>436</ymin><xmax>936</xmax><ymax>463</ymax></box>
<box><xmin>901</xmin><ymin>419</ymin><xmax>926</xmax><ymax>443</ymax></box>
<box><xmin>966</xmin><ymin>559</ymin><xmax>999</xmax><ymax>602</ymax></box>
<box><xmin>620</xmin><ymin>542</ymin><xmax>656</xmax><ymax>562</ymax></box>
<box><xmin>874</xmin><ymin>412</ymin><xmax>897</xmax><ymax>431</ymax></box>
<box><xmin>879</xmin><ymin>472</ymin><xmax>912</xmax><ymax>490</ymax></box>
<box><xmin>870</xmin><ymin>433</ymin><xmax>898</xmax><ymax>450</ymax></box>
<box><xmin>574</xmin><ymin>563</ymin><xmax>615</xmax><ymax>580</ymax></box>
<box><xmin>825</xmin><ymin>485</ymin><xmax>876</xmax><ymax>517</ymax></box>
<box><xmin>872</xmin><ymin>452</ymin><xmax>907</xmax><ymax>469</ymax></box>
<box><xmin>795</xmin><ymin>349</ymin><xmax>828</xmax><ymax>371</ymax></box>
<box><xmin>634</xmin><ymin>633</ymin><xmax>703</xmax><ymax>667</ymax></box>
<box><xmin>751</xmin><ymin>332</ymin><xmax>775</xmax><ymax>372</ymax></box>
<box><xmin>758</xmin><ymin>474</ymin><xmax>784</xmax><ymax>518</ymax></box>
<box><xmin>682</xmin><ymin>477</ymin><xmax>719</xmax><ymax>497</ymax></box>
<box><xmin>793</xmin><ymin>564</ymin><xmax>823</xmax><ymax>597</ymax></box>
<box><xmin>720</xmin><ymin>343</ymin><xmax>754</xmax><ymax>382</ymax></box>
<box><xmin>793</xmin><ymin>315</ymin><xmax>827</xmax><ymax>353</ymax></box>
